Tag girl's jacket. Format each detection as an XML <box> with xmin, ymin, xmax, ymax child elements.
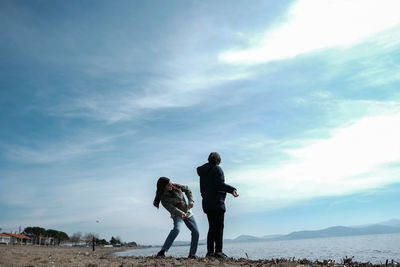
<box><xmin>161</xmin><ymin>184</ymin><xmax>194</xmax><ymax>218</ymax></box>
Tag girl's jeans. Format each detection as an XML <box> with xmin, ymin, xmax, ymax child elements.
<box><xmin>161</xmin><ymin>215</ymin><xmax>199</xmax><ymax>256</ymax></box>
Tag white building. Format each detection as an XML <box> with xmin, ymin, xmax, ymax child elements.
<box><xmin>0</xmin><ymin>233</ymin><xmax>31</xmax><ymax>245</ymax></box>
<box><xmin>0</xmin><ymin>233</ymin><xmax>11</xmax><ymax>245</ymax></box>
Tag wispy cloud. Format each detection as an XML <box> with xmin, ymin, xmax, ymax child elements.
<box><xmin>219</xmin><ymin>0</ymin><xmax>400</xmax><ymax>65</ymax></box>
<box><xmin>2</xmin><ymin>0</ymin><xmax>400</xmax><ymax>244</ymax></box>
<box><xmin>229</xmin><ymin>106</ymin><xmax>400</xmax><ymax>210</ymax></box>
<box><xmin>44</xmin><ymin>66</ymin><xmax>252</xmax><ymax>123</ymax></box>
<box><xmin>2</xmin><ymin>130</ymin><xmax>134</xmax><ymax>164</ymax></box>
<box><xmin>0</xmin><ymin>162</ymin><xmax>182</xmax><ymax>243</ymax></box>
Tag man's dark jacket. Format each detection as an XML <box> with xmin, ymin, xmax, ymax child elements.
<box><xmin>197</xmin><ymin>163</ymin><xmax>236</xmax><ymax>213</ymax></box>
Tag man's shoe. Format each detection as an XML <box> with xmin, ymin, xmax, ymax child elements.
<box><xmin>214</xmin><ymin>252</ymin><xmax>228</xmax><ymax>258</ymax></box>
<box><xmin>206</xmin><ymin>252</ymin><xmax>215</xmax><ymax>257</ymax></box>
<box><xmin>188</xmin><ymin>255</ymin><xmax>198</xmax><ymax>259</ymax></box>
<box><xmin>156</xmin><ymin>250</ymin><xmax>165</xmax><ymax>257</ymax></box>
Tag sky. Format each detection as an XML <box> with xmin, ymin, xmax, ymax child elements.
<box><xmin>1</xmin><ymin>0</ymin><xmax>400</xmax><ymax>245</ymax></box>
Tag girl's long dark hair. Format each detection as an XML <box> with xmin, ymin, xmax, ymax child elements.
<box><xmin>153</xmin><ymin>177</ymin><xmax>181</xmax><ymax>208</ymax></box>
<box><xmin>154</xmin><ymin>177</ymin><xmax>169</xmax><ymax>208</ymax></box>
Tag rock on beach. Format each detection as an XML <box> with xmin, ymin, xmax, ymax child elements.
<box><xmin>0</xmin><ymin>245</ymin><xmax>395</xmax><ymax>267</ymax></box>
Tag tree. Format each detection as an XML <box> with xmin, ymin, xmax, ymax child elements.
<box><xmin>46</xmin><ymin>229</ymin><xmax>58</xmax><ymax>245</ymax></box>
<box><xmin>83</xmin><ymin>232</ymin><xmax>99</xmax><ymax>241</ymax></box>
<box><xmin>46</xmin><ymin>229</ymin><xmax>69</xmax><ymax>246</ymax></box>
<box><xmin>24</xmin><ymin>227</ymin><xmax>47</xmax><ymax>245</ymax></box>
<box><xmin>127</xmin><ymin>241</ymin><xmax>137</xmax><ymax>247</ymax></box>
<box><xmin>110</xmin><ymin>236</ymin><xmax>122</xmax><ymax>245</ymax></box>
<box><xmin>69</xmin><ymin>232</ymin><xmax>82</xmax><ymax>244</ymax></box>
<box><xmin>97</xmin><ymin>239</ymin><xmax>109</xmax><ymax>245</ymax></box>
<box><xmin>56</xmin><ymin>231</ymin><xmax>69</xmax><ymax>245</ymax></box>
<box><xmin>24</xmin><ymin>226</ymin><xmax>46</xmax><ymax>236</ymax></box>
<box><xmin>83</xmin><ymin>232</ymin><xmax>100</xmax><ymax>246</ymax></box>
<box><xmin>22</xmin><ymin>227</ymin><xmax>69</xmax><ymax>246</ymax></box>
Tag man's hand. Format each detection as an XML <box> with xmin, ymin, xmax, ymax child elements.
<box><xmin>232</xmin><ymin>190</ymin><xmax>239</xmax><ymax>197</ymax></box>
<box><xmin>188</xmin><ymin>203</ymin><xmax>194</xmax><ymax>209</ymax></box>
<box><xmin>181</xmin><ymin>213</ymin><xmax>189</xmax><ymax>219</ymax></box>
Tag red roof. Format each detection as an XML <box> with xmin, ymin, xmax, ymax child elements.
<box><xmin>0</xmin><ymin>233</ymin><xmax>10</xmax><ymax>237</ymax></box>
<box><xmin>4</xmin><ymin>233</ymin><xmax>30</xmax><ymax>239</ymax></box>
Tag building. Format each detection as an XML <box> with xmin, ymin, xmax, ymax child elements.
<box><xmin>1</xmin><ymin>233</ymin><xmax>31</xmax><ymax>245</ymax></box>
<box><xmin>0</xmin><ymin>233</ymin><xmax>11</xmax><ymax>245</ymax></box>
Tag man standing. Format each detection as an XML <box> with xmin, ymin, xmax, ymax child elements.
<box><xmin>197</xmin><ymin>152</ymin><xmax>239</xmax><ymax>258</ymax></box>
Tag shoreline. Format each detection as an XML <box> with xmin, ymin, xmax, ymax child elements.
<box><xmin>1</xmin><ymin>245</ymin><xmax>399</xmax><ymax>266</ymax></box>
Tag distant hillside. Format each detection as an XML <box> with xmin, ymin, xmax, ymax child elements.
<box><xmin>225</xmin><ymin>219</ymin><xmax>400</xmax><ymax>243</ymax></box>
<box><xmin>379</xmin><ymin>219</ymin><xmax>400</xmax><ymax>227</ymax></box>
<box><xmin>170</xmin><ymin>219</ymin><xmax>400</xmax><ymax>246</ymax></box>
<box><xmin>234</xmin><ymin>235</ymin><xmax>262</xmax><ymax>242</ymax></box>
<box><xmin>281</xmin><ymin>224</ymin><xmax>400</xmax><ymax>240</ymax></box>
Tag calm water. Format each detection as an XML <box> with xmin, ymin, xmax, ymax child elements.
<box><xmin>115</xmin><ymin>233</ymin><xmax>400</xmax><ymax>264</ymax></box>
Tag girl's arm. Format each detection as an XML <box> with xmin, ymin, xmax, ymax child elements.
<box><xmin>176</xmin><ymin>184</ymin><xmax>194</xmax><ymax>204</ymax></box>
<box><xmin>161</xmin><ymin>200</ymin><xmax>185</xmax><ymax>217</ymax></box>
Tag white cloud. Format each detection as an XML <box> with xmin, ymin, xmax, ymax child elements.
<box><xmin>0</xmin><ymin>167</ymin><xmax>166</xmax><ymax>235</ymax></box>
<box><xmin>45</xmin><ymin>66</ymin><xmax>251</xmax><ymax>123</ymax></box>
<box><xmin>2</xmin><ymin>130</ymin><xmax>134</xmax><ymax>164</ymax></box>
<box><xmin>229</xmin><ymin>110</ymin><xmax>400</xmax><ymax>209</ymax></box>
<box><xmin>219</xmin><ymin>0</ymin><xmax>400</xmax><ymax>64</ymax></box>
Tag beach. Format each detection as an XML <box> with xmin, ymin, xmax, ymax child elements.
<box><xmin>0</xmin><ymin>245</ymin><xmax>392</xmax><ymax>267</ymax></box>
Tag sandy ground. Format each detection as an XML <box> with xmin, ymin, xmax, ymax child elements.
<box><xmin>0</xmin><ymin>245</ymin><xmax>392</xmax><ymax>267</ymax></box>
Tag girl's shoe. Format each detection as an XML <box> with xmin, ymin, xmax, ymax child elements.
<box><xmin>188</xmin><ymin>255</ymin><xmax>198</xmax><ymax>259</ymax></box>
<box><xmin>156</xmin><ymin>250</ymin><xmax>165</xmax><ymax>257</ymax></box>
<box><xmin>206</xmin><ymin>252</ymin><xmax>215</xmax><ymax>257</ymax></box>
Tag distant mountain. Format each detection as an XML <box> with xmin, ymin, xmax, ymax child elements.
<box><xmin>262</xmin><ymin>234</ymin><xmax>284</xmax><ymax>239</ymax></box>
<box><xmin>234</xmin><ymin>235</ymin><xmax>262</xmax><ymax>242</ymax></box>
<box><xmin>280</xmin><ymin>224</ymin><xmax>400</xmax><ymax>240</ymax></box>
<box><xmin>379</xmin><ymin>218</ymin><xmax>400</xmax><ymax>227</ymax></box>
<box><xmin>225</xmin><ymin>219</ymin><xmax>400</xmax><ymax>243</ymax></box>
<box><xmin>170</xmin><ymin>219</ymin><xmax>400</xmax><ymax>247</ymax></box>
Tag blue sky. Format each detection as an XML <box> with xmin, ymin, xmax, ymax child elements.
<box><xmin>1</xmin><ymin>0</ymin><xmax>400</xmax><ymax>245</ymax></box>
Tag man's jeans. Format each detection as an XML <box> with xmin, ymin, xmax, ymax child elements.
<box><xmin>161</xmin><ymin>215</ymin><xmax>199</xmax><ymax>256</ymax></box>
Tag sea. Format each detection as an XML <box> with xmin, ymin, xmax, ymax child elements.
<box><xmin>114</xmin><ymin>233</ymin><xmax>400</xmax><ymax>264</ymax></box>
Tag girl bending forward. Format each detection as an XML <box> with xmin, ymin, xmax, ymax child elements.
<box><xmin>153</xmin><ymin>177</ymin><xmax>199</xmax><ymax>258</ymax></box>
